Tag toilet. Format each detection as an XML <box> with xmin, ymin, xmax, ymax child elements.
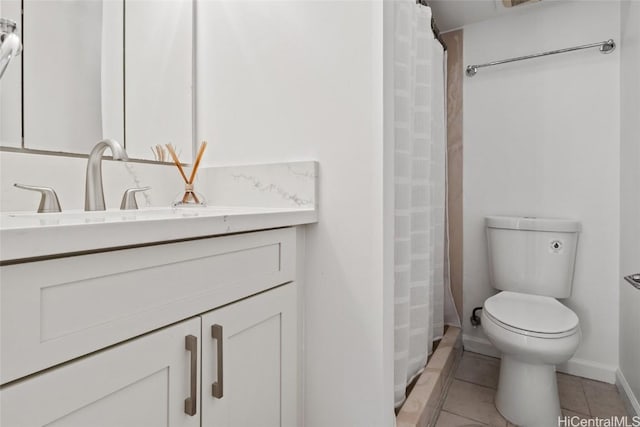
<box><xmin>481</xmin><ymin>216</ymin><xmax>582</xmax><ymax>427</ymax></box>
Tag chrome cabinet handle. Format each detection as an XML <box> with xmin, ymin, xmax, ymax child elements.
<box><xmin>14</xmin><ymin>183</ymin><xmax>62</xmax><ymax>213</ymax></box>
<box><xmin>211</xmin><ymin>324</ymin><xmax>224</xmax><ymax>398</ymax></box>
<box><xmin>184</xmin><ymin>335</ymin><xmax>198</xmax><ymax>416</ymax></box>
<box><xmin>119</xmin><ymin>186</ymin><xmax>150</xmax><ymax>210</ymax></box>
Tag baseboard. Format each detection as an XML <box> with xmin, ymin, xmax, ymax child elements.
<box><xmin>557</xmin><ymin>358</ymin><xmax>617</xmax><ymax>384</ymax></box>
<box><xmin>462</xmin><ymin>334</ymin><xmax>500</xmax><ymax>358</ymax></box>
<box><xmin>462</xmin><ymin>334</ymin><xmax>618</xmax><ymax>384</ymax></box>
<box><xmin>616</xmin><ymin>369</ymin><xmax>640</xmax><ymax>417</ymax></box>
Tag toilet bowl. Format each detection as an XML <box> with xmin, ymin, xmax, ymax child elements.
<box><xmin>482</xmin><ymin>291</ymin><xmax>581</xmax><ymax>427</ymax></box>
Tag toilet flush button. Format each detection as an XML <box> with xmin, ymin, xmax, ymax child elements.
<box><xmin>549</xmin><ymin>240</ymin><xmax>564</xmax><ymax>254</ymax></box>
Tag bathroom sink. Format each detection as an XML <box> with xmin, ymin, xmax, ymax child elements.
<box><xmin>2</xmin><ymin>206</ymin><xmax>247</xmax><ymax>228</ymax></box>
<box><xmin>0</xmin><ymin>205</ymin><xmax>316</xmax><ymax>262</ymax></box>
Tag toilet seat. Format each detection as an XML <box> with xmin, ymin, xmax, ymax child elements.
<box><xmin>484</xmin><ymin>291</ymin><xmax>579</xmax><ymax>339</ymax></box>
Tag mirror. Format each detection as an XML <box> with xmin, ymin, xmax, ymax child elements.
<box><xmin>0</xmin><ymin>0</ymin><xmax>20</xmax><ymax>149</ymax></box>
<box><xmin>0</xmin><ymin>0</ymin><xmax>193</xmax><ymax>163</ymax></box>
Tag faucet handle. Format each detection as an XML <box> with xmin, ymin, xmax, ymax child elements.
<box><xmin>120</xmin><ymin>186</ymin><xmax>151</xmax><ymax>210</ymax></box>
<box><xmin>14</xmin><ymin>183</ymin><xmax>62</xmax><ymax>213</ymax></box>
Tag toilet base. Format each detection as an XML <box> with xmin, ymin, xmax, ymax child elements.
<box><xmin>495</xmin><ymin>355</ymin><xmax>562</xmax><ymax>427</ymax></box>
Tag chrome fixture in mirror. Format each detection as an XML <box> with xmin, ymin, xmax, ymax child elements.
<box><xmin>0</xmin><ymin>17</ymin><xmax>21</xmax><ymax>80</ymax></box>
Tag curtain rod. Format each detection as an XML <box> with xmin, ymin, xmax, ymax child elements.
<box><xmin>416</xmin><ymin>0</ymin><xmax>448</xmax><ymax>52</ymax></box>
<box><xmin>466</xmin><ymin>39</ymin><xmax>616</xmax><ymax>77</ymax></box>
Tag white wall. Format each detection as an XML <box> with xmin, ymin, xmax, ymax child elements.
<box><xmin>196</xmin><ymin>2</ymin><xmax>392</xmax><ymax>426</ymax></box>
<box><xmin>463</xmin><ymin>1</ymin><xmax>621</xmax><ymax>382</ymax></box>
<box><xmin>618</xmin><ymin>0</ymin><xmax>640</xmax><ymax>413</ymax></box>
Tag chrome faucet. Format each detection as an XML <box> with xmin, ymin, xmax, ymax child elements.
<box><xmin>85</xmin><ymin>139</ymin><xmax>129</xmax><ymax>211</ymax></box>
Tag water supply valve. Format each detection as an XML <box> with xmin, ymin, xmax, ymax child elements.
<box><xmin>470</xmin><ymin>307</ymin><xmax>483</xmax><ymax>328</ymax></box>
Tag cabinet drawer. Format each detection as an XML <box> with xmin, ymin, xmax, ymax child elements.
<box><xmin>1</xmin><ymin>228</ymin><xmax>295</xmax><ymax>384</ymax></box>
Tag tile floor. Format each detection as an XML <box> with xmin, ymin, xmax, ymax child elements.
<box><xmin>435</xmin><ymin>351</ymin><xmax>630</xmax><ymax>426</ymax></box>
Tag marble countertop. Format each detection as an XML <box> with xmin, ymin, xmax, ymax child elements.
<box><xmin>0</xmin><ymin>205</ymin><xmax>317</xmax><ymax>263</ymax></box>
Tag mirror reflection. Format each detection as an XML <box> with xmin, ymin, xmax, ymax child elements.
<box><xmin>0</xmin><ymin>0</ymin><xmax>21</xmax><ymax>149</ymax></box>
<box><xmin>23</xmin><ymin>0</ymin><xmax>124</xmax><ymax>154</ymax></box>
<box><xmin>0</xmin><ymin>0</ymin><xmax>193</xmax><ymax>163</ymax></box>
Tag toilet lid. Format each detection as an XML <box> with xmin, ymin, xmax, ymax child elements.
<box><xmin>484</xmin><ymin>291</ymin><xmax>579</xmax><ymax>334</ymax></box>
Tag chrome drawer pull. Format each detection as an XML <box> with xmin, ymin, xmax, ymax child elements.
<box><xmin>184</xmin><ymin>334</ymin><xmax>198</xmax><ymax>416</ymax></box>
<box><xmin>211</xmin><ymin>324</ymin><xmax>224</xmax><ymax>398</ymax></box>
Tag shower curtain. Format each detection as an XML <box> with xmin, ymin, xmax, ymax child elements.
<box><xmin>393</xmin><ymin>0</ymin><xmax>454</xmax><ymax>408</ymax></box>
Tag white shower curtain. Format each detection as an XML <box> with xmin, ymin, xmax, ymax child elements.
<box><xmin>393</xmin><ymin>0</ymin><xmax>453</xmax><ymax>408</ymax></box>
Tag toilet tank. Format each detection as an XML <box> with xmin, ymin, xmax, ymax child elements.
<box><xmin>485</xmin><ymin>216</ymin><xmax>581</xmax><ymax>298</ymax></box>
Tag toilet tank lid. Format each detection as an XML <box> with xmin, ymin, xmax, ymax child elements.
<box><xmin>485</xmin><ymin>216</ymin><xmax>581</xmax><ymax>232</ymax></box>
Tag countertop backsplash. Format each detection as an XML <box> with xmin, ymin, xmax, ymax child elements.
<box><xmin>0</xmin><ymin>150</ymin><xmax>318</xmax><ymax>213</ymax></box>
<box><xmin>202</xmin><ymin>161</ymin><xmax>318</xmax><ymax>209</ymax></box>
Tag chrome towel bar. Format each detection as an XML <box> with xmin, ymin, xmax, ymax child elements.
<box><xmin>466</xmin><ymin>39</ymin><xmax>616</xmax><ymax>77</ymax></box>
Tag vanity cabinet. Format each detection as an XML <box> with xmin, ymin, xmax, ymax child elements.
<box><xmin>201</xmin><ymin>283</ymin><xmax>297</xmax><ymax>427</ymax></box>
<box><xmin>202</xmin><ymin>284</ymin><xmax>298</xmax><ymax>427</ymax></box>
<box><xmin>1</xmin><ymin>283</ymin><xmax>297</xmax><ymax>427</ymax></box>
<box><xmin>1</xmin><ymin>318</ymin><xmax>202</xmax><ymax>427</ymax></box>
<box><xmin>0</xmin><ymin>228</ymin><xmax>298</xmax><ymax>427</ymax></box>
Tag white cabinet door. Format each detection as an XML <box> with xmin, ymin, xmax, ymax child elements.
<box><xmin>1</xmin><ymin>318</ymin><xmax>201</xmax><ymax>427</ymax></box>
<box><xmin>201</xmin><ymin>283</ymin><xmax>298</xmax><ymax>427</ymax></box>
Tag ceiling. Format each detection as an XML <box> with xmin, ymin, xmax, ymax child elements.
<box><xmin>429</xmin><ymin>0</ymin><xmax>549</xmax><ymax>32</ymax></box>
